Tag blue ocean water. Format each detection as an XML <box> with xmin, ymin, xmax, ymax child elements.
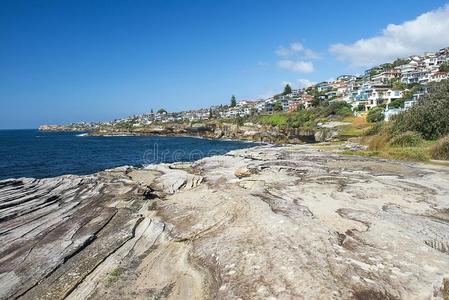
<box><xmin>0</xmin><ymin>130</ymin><xmax>257</xmax><ymax>180</ymax></box>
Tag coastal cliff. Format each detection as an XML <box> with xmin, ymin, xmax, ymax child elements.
<box><xmin>39</xmin><ymin>122</ymin><xmax>320</xmax><ymax>144</ymax></box>
<box><xmin>1</xmin><ymin>144</ymin><xmax>449</xmax><ymax>299</ymax></box>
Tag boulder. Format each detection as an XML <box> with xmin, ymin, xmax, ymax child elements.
<box><xmin>234</xmin><ymin>167</ymin><xmax>252</xmax><ymax>178</ymax></box>
<box><xmin>314</xmin><ymin>129</ymin><xmax>338</xmax><ymax>142</ymax></box>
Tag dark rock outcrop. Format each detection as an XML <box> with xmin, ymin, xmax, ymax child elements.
<box><xmin>41</xmin><ymin>122</ymin><xmax>317</xmax><ymax>144</ymax></box>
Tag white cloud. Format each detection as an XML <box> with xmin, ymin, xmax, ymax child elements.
<box><xmin>257</xmin><ymin>61</ymin><xmax>269</xmax><ymax>67</ymax></box>
<box><xmin>297</xmin><ymin>78</ymin><xmax>316</xmax><ymax>88</ymax></box>
<box><xmin>275</xmin><ymin>42</ymin><xmax>304</xmax><ymax>57</ymax></box>
<box><xmin>303</xmin><ymin>48</ymin><xmax>320</xmax><ymax>59</ymax></box>
<box><xmin>277</xmin><ymin>60</ymin><xmax>315</xmax><ymax>73</ymax></box>
<box><xmin>275</xmin><ymin>47</ymin><xmax>290</xmax><ymax>57</ymax></box>
<box><xmin>275</xmin><ymin>41</ymin><xmax>320</xmax><ymax>59</ymax></box>
<box><xmin>290</xmin><ymin>42</ymin><xmax>304</xmax><ymax>52</ymax></box>
<box><xmin>280</xmin><ymin>79</ymin><xmax>315</xmax><ymax>90</ymax></box>
<box><xmin>330</xmin><ymin>4</ymin><xmax>449</xmax><ymax>67</ymax></box>
<box><xmin>275</xmin><ymin>41</ymin><xmax>319</xmax><ymax>73</ymax></box>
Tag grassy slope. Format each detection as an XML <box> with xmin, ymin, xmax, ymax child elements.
<box><xmin>336</xmin><ymin>114</ymin><xmax>372</xmax><ymax>139</ymax></box>
<box><xmin>321</xmin><ymin>114</ymin><xmax>438</xmax><ymax>162</ymax></box>
<box><xmin>341</xmin><ymin>141</ymin><xmax>435</xmax><ymax>162</ymax></box>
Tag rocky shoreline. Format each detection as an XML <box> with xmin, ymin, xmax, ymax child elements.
<box><xmin>1</xmin><ymin>144</ymin><xmax>449</xmax><ymax>299</ymax></box>
<box><xmin>39</xmin><ymin>123</ymin><xmax>324</xmax><ymax>143</ymax></box>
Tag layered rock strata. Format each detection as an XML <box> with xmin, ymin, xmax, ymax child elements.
<box><xmin>1</xmin><ymin>145</ymin><xmax>449</xmax><ymax>299</ymax></box>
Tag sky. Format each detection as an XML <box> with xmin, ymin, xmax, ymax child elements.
<box><xmin>1</xmin><ymin>0</ymin><xmax>449</xmax><ymax>129</ymax></box>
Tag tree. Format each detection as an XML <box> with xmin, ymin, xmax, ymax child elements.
<box><xmin>389</xmin><ymin>98</ymin><xmax>405</xmax><ymax>109</ymax></box>
<box><xmin>209</xmin><ymin>108</ymin><xmax>213</xmax><ymax>119</ymax></box>
<box><xmin>311</xmin><ymin>96</ymin><xmax>321</xmax><ymax>108</ymax></box>
<box><xmin>392</xmin><ymin>79</ymin><xmax>406</xmax><ymax>90</ymax></box>
<box><xmin>392</xmin><ymin>58</ymin><xmax>409</xmax><ymax>68</ymax></box>
<box><xmin>380</xmin><ymin>63</ymin><xmax>393</xmax><ymax>70</ymax></box>
<box><xmin>273</xmin><ymin>101</ymin><xmax>283</xmax><ymax>112</ymax></box>
<box><xmin>157</xmin><ymin>108</ymin><xmax>167</xmax><ymax>114</ymax></box>
<box><xmin>230</xmin><ymin>95</ymin><xmax>237</xmax><ymax>107</ymax></box>
<box><xmin>439</xmin><ymin>62</ymin><xmax>449</xmax><ymax>72</ymax></box>
<box><xmin>369</xmin><ymin>68</ymin><xmax>381</xmax><ymax>78</ymax></box>
<box><xmin>319</xmin><ymin>101</ymin><xmax>352</xmax><ymax>117</ymax></box>
<box><xmin>391</xmin><ymin>80</ymin><xmax>449</xmax><ymax>139</ymax></box>
<box><xmin>355</xmin><ymin>104</ymin><xmax>366</xmax><ymax>112</ymax></box>
<box><xmin>150</xmin><ymin>108</ymin><xmax>154</xmax><ymax>114</ymax></box>
<box><xmin>283</xmin><ymin>84</ymin><xmax>292</xmax><ymax>95</ymax></box>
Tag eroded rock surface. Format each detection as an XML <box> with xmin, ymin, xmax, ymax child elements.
<box><xmin>1</xmin><ymin>145</ymin><xmax>449</xmax><ymax>299</ymax></box>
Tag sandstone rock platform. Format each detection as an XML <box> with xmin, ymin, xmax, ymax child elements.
<box><xmin>1</xmin><ymin>145</ymin><xmax>449</xmax><ymax>299</ymax></box>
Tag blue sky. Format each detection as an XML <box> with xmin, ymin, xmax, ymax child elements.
<box><xmin>1</xmin><ymin>0</ymin><xmax>449</xmax><ymax>129</ymax></box>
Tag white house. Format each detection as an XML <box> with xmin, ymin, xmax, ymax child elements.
<box><xmin>395</xmin><ymin>61</ymin><xmax>418</xmax><ymax>74</ymax></box>
<box><xmin>429</xmin><ymin>72</ymin><xmax>448</xmax><ymax>82</ymax></box>
<box><xmin>371</xmin><ymin>69</ymin><xmax>401</xmax><ymax>84</ymax></box>
<box><xmin>423</xmin><ymin>53</ymin><xmax>439</xmax><ymax>70</ymax></box>
<box><xmin>290</xmin><ymin>89</ymin><xmax>303</xmax><ymax>97</ymax></box>
<box><xmin>401</xmin><ymin>70</ymin><xmax>431</xmax><ymax>84</ymax></box>
<box><xmin>336</xmin><ymin>85</ymin><xmax>349</xmax><ymax>96</ymax></box>
<box><xmin>256</xmin><ymin>100</ymin><xmax>274</xmax><ymax>114</ymax></box>
<box><xmin>336</xmin><ymin>75</ymin><xmax>357</xmax><ymax>82</ymax></box>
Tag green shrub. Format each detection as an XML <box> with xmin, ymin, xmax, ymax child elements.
<box><xmin>430</xmin><ymin>134</ymin><xmax>449</xmax><ymax>160</ymax></box>
<box><xmin>366</xmin><ymin>122</ymin><xmax>387</xmax><ymax>136</ymax></box>
<box><xmin>336</xmin><ymin>106</ymin><xmax>353</xmax><ymax>117</ymax></box>
<box><xmin>318</xmin><ymin>101</ymin><xmax>352</xmax><ymax>117</ymax></box>
<box><xmin>257</xmin><ymin>110</ymin><xmax>319</xmax><ymax>129</ymax></box>
<box><xmin>439</xmin><ymin>61</ymin><xmax>449</xmax><ymax>72</ymax></box>
<box><xmin>390</xmin><ymin>81</ymin><xmax>449</xmax><ymax>139</ymax></box>
<box><xmin>273</xmin><ymin>101</ymin><xmax>283</xmax><ymax>111</ymax></box>
<box><xmin>389</xmin><ymin>131</ymin><xmax>423</xmax><ymax>147</ymax></box>
<box><xmin>287</xmin><ymin>110</ymin><xmax>316</xmax><ymax>128</ymax></box>
<box><xmin>367</xmin><ymin>107</ymin><xmax>385</xmax><ymax>123</ymax></box>
<box><xmin>106</xmin><ymin>267</ymin><xmax>124</xmax><ymax>285</ymax></box>
<box><xmin>389</xmin><ymin>98</ymin><xmax>405</xmax><ymax>108</ymax></box>
<box><xmin>355</xmin><ymin>104</ymin><xmax>365</xmax><ymax>112</ymax></box>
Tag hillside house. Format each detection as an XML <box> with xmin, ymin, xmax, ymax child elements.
<box><xmin>430</xmin><ymin>72</ymin><xmax>448</xmax><ymax>82</ymax></box>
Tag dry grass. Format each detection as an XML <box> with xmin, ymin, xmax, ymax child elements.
<box><xmin>338</xmin><ymin>115</ymin><xmax>372</xmax><ymax>139</ymax></box>
<box><xmin>389</xmin><ymin>131</ymin><xmax>423</xmax><ymax>147</ymax></box>
<box><xmin>368</xmin><ymin>135</ymin><xmax>390</xmax><ymax>151</ymax></box>
<box><xmin>351</xmin><ymin>113</ymin><xmax>368</xmax><ymax>125</ymax></box>
<box><xmin>430</xmin><ymin>134</ymin><xmax>449</xmax><ymax>160</ymax></box>
<box><xmin>342</xmin><ymin>147</ymin><xmax>431</xmax><ymax>162</ymax></box>
<box><xmin>341</xmin><ymin>134</ymin><xmax>434</xmax><ymax>162</ymax></box>
<box><xmin>442</xmin><ymin>278</ymin><xmax>449</xmax><ymax>300</ymax></box>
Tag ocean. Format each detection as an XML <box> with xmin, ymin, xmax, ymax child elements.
<box><xmin>0</xmin><ymin>130</ymin><xmax>257</xmax><ymax>180</ymax></box>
